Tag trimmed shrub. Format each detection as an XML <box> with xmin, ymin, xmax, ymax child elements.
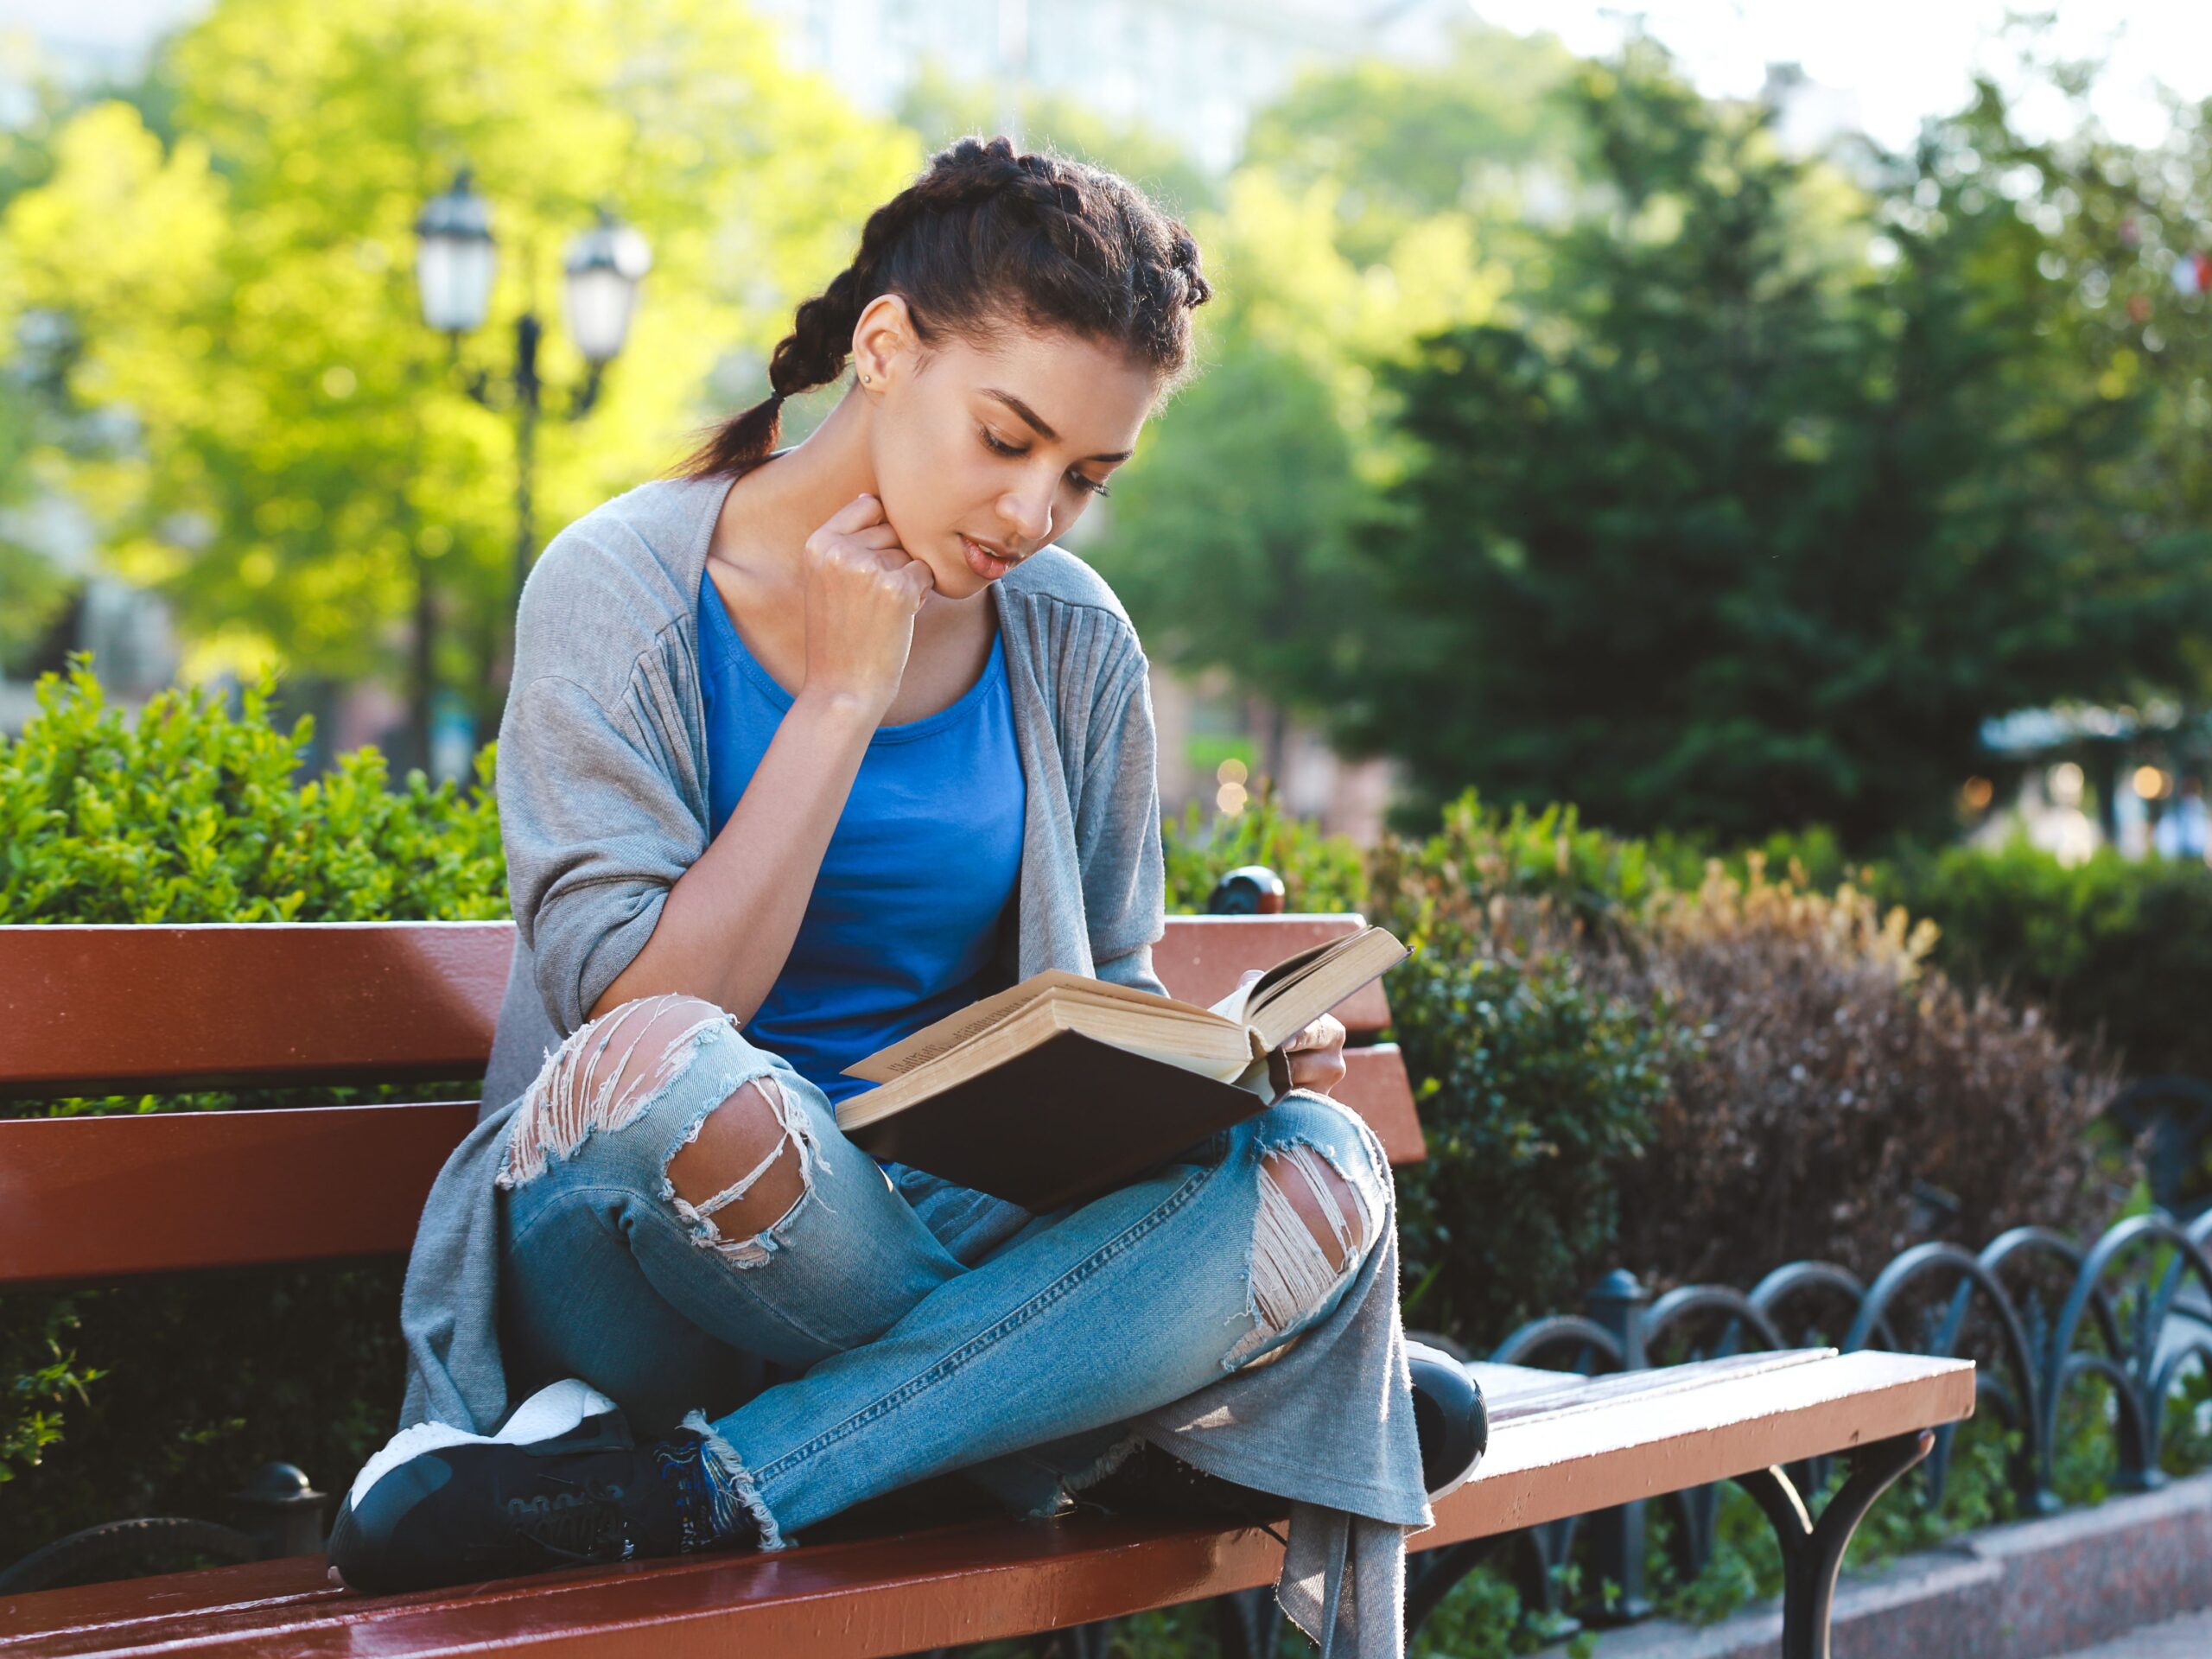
<box><xmin>1160</xmin><ymin>783</ymin><xmax>1368</xmax><ymax>914</ymax></box>
<box><xmin>0</xmin><ymin>654</ymin><xmax>505</xmax><ymax>1570</ymax></box>
<box><xmin>1881</xmin><ymin>838</ymin><xmax>2212</xmax><ymax>1084</ymax></box>
<box><xmin>1390</xmin><ymin>947</ymin><xmax>1682</xmax><ymax>1344</ymax></box>
<box><xmin>1591</xmin><ymin>858</ymin><xmax>2122</xmax><ymax>1287</ymax></box>
<box><xmin>1</xmin><ymin>653</ymin><xmax>504</xmax><ymax>932</ymax></box>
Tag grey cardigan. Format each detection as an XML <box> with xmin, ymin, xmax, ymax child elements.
<box><xmin>392</xmin><ymin>474</ymin><xmax>1432</xmax><ymax>1656</ymax></box>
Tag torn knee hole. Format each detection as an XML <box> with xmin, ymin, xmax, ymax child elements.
<box><xmin>500</xmin><ymin>993</ymin><xmax>735</xmax><ymax>1187</ymax></box>
<box><xmin>1222</xmin><ymin>1145</ymin><xmax>1375</xmax><ymax>1371</ymax></box>
<box><xmin>1261</xmin><ymin>1145</ymin><xmax>1369</xmax><ymax>1274</ymax></box>
<box><xmin>1253</xmin><ymin>1146</ymin><xmax>1370</xmax><ymax>1323</ymax></box>
<box><xmin>664</xmin><ymin>1075</ymin><xmax>832</xmax><ymax>1262</ymax></box>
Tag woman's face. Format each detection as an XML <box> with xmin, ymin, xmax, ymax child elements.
<box><xmin>855</xmin><ymin>296</ymin><xmax>1158</xmax><ymax>601</ymax></box>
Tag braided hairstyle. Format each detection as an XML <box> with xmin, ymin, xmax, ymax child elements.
<box><xmin>675</xmin><ymin>135</ymin><xmax>1212</xmax><ymax>480</ymax></box>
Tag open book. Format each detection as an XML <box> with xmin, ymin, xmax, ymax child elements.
<box><xmin>833</xmin><ymin>925</ymin><xmax>1408</xmax><ymax>1211</ymax></box>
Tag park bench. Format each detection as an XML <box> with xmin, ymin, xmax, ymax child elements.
<box><xmin>0</xmin><ymin>912</ymin><xmax>1974</xmax><ymax>1658</ymax></box>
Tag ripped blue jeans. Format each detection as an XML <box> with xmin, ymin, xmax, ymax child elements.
<box><xmin>493</xmin><ymin>991</ymin><xmax>1393</xmax><ymax>1550</ymax></box>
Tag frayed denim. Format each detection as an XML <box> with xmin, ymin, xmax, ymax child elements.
<box><xmin>496</xmin><ymin>999</ymin><xmax>1391</xmax><ymax>1545</ymax></box>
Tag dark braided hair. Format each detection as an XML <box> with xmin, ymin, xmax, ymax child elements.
<box><xmin>675</xmin><ymin>135</ymin><xmax>1212</xmax><ymax>480</ymax></box>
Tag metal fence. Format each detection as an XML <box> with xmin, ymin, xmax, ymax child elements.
<box><xmin>1389</xmin><ymin>1204</ymin><xmax>2212</xmax><ymax>1649</ymax></box>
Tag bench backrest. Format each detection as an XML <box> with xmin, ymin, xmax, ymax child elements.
<box><xmin>0</xmin><ymin>917</ymin><xmax>1419</xmax><ymax>1290</ymax></box>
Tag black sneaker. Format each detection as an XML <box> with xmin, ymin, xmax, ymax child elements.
<box><xmin>327</xmin><ymin>1379</ymin><xmax>761</xmax><ymax>1595</ymax></box>
<box><xmin>1076</xmin><ymin>1440</ymin><xmax>1293</xmax><ymax>1529</ymax></box>
<box><xmin>1405</xmin><ymin>1338</ymin><xmax>1488</xmax><ymax>1502</ymax></box>
<box><xmin>1078</xmin><ymin>1345</ymin><xmax>1487</xmax><ymax>1525</ymax></box>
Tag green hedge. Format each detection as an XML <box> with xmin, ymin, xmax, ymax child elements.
<box><xmin>1</xmin><ymin>656</ymin><xmax>505</xmax><ymax>1571</ymax></box>
<box><xmin>1881</xmin><ymin>839</ymin><xmax>2212</xmax><ymax>1084</ymax></box>
<box><xmin>1649</xmin><ymin>823</ymin><xmax>2212</xmax><ymax>1090</ymax></box>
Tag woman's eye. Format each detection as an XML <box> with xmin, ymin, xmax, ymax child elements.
<box><xmin>980</xmin><ymin>427</ymin><xmax>1109</xmax><ymax>497</ymax></box>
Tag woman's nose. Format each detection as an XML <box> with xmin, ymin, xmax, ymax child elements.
<box><xmin>1000</xmin><ymin>478</ymin><xmax>1055</xmax><ymax>549</ymax></box>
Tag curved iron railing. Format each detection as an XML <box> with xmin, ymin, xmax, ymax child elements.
<box><xmin>1403</xmin><ymin>1203</ymin><xmax>2212</xmax><ymax>1646</ymax></box>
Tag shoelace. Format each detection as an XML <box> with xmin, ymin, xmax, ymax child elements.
<box><xmin>505</xmin><ymin>1481</ymin><xmax>629</xmax><ymax>1563</ymax></box>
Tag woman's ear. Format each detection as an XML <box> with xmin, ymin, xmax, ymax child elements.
<box><xmin>850</xmin><ymin>293</ymin><xmax>918</xmax><ymax>392</ymax></box>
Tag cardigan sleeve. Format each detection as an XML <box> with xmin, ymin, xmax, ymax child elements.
<box><xmin>1078</xmin><ymin>631</ymin><xmax>1169</xmax><ymax>999</ymax></box>
<box><xmin>496</xmin><ymin>671</ymin><xmax>708</xmax><ymax>1036</ymax></box>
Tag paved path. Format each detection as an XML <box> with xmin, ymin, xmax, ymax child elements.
<box><xmin>2056</xmin><ymin>1609</ymin><xmax>2212</xmax><ymax>1657</ymax></box>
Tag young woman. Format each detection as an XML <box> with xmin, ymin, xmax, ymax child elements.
<box><xmin>330</xmin><ymin>137</ymin><xmax>1440</xmax><ymax>1651</ymax></box>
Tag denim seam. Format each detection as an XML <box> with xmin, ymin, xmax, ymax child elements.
<box><xmin>751</xmin><ymin>1160</ymin><xmax>1216</xmax><ymax>1486</ymax></box>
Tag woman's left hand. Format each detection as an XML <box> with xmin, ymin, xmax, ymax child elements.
<box><xmin>1282</xmin><ymin>1012</ymin><xmax>1347</xmax><ymax>1098</ymax></box>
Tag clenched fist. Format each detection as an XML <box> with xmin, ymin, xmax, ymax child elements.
<box><xmin>800</xmin><ymin>493</ymin><xmax>937</xmax><ymax>720</ymax></box>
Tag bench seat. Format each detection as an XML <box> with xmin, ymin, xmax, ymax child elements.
<box><xmin>0</xmin><ymin>1349</ymin><xmax>1973</xmax><ymax>1656</ymax></box>
<box><xmin>0</xmin><ymin>914</ymin><xmax>1974</xmax><ymax>1656</ymax></box>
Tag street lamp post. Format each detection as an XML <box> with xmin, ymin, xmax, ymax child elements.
<box><xmin>413</xmin><ymin>171</ymin><xmax>651</xmax><ymax>700</ymax></box>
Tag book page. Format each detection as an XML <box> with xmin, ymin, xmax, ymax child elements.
<box><xmin>1244</xmin><ymin>927</ymin><xmax>1409</xmax><ymax>1052</ymax></box>
<box><xmin>844</xmin><ymin>969</ymin><xmax>1230</xmax><ymax>1083</ymax></box>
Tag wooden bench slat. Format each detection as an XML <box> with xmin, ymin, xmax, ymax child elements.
<box><xmin>0</xmin><ymin>917</ymin><xmax>1392</xmax><ymax>1102</ymax></box>
<box><xmin>1474</xmin><ymin>1347</ymin><xmax>1840</xmax><ymax>1423</ymax></box>
<box><xmin>1433</xmin><ymin>1350</ymin><xmax>1975</xmax><ymax>1547</ymax></box>
<box><xmin>0</xmin><ymin>1047</ymin><xmax>1421</xmax><ymax>1290</ymax></box>
<box><xmin>0</xmin><ymin>1351</ymin><xmax>1974</xmax><ymax>1658</ymax></box>
<box><xmin>1334</xmin><ymin>1045</ymin><xmax>1421</xmax><ymax>1163</ymax></box>
<box><xmin>0</xmin><ymin>1556</ymin><xmax>340</xmax><ymax>1645</ymax></box>
<box><xmin>0</xmin><ymin>1104</ymin><xmax>481</xmax><ymax>1289</ymax></box>
<box><xmin>0</xmin><ymin>923</ymin><xmax>514</xmax><ymax>1101</ymax></box>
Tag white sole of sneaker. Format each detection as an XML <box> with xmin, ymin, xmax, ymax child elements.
<box><xmin>344</xmin><ymin>1377</ymin><xmax>618</xmax><ymax>1512</ymax></box>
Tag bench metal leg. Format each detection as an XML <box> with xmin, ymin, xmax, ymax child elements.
<box><xmin>1216</xmin><ymin>1584</ymin><xmax>1283</xmax><ymax>1659</ymax></box>
<box><xmin>1733</xmin><ymin>1429</ymin><xmax>1935</xmax><ymax>1659</ymax></box>
<box><xmin>1402</xmin><ymin>1532</ymin><xmax>1512</xmax><ymax>1637</ymax></box>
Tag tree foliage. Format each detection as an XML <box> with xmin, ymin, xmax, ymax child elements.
<box><xmin>1087</xmin><ymin>19</ymin><xmax>1536</xmax><ymax>747</ymax></box>
<box><xmin>1332</xmin><ymin>42</ymin><xmax>2212</xmax><ymax>846</ymax></box>
<box><xmin>0</xmin><ymin>0</ymin><xmax>918</xmax><ymax>730</ymax></box>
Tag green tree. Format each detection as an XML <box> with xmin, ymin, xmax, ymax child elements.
<box><xmin>1087</xmin><ymin>29</ymin><xmax>1530</xmax><ymax>773</ymax></box>
<box><xmin>0</xmin><ymin>0</ymin><xmax>918</xmax><ymax>752</ymax></box>
<box><xmin>1948</xmin><ymin>47</ymin><xmax>2212</xmax><ymax>722</ymax></box>
<box><xmin>1333</xmin><ymin>42</ymin><xmax>2212</xmax><ymax>846</ymax></box>
<box><xmin>0</xmin><ymin>36</ymin><xmax>83</xmax><ymax>675</ymax></box>
<box><xmin>1083</xmin><ymin>343</ymin><xmax>1369</xmax><ymax>779</ymax></box>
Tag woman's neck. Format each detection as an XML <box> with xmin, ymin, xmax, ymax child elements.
<box><xmin>702</xmin><ymin>387</ymin><xmax>996</xmax><ymax>702</ymax></box>
<box><xmin>708</xmin><ymin>390</ymin><xmax>878</xmax><ymax>592</ymax></box>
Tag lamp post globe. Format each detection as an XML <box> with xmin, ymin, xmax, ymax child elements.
<box><xmin>413</xmin><ymin>168</ymin><xmax>496</xmax><ymax>334</ymax></box>
<box><xmin>563</xmin><ymin>209</ymin><xmax>652</xmax><ymax>365</ymax></box>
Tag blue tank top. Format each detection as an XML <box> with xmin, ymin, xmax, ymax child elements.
<box><xmin>697</xmin><ymin>571</ymin><xmax>1026</xmax><ymax>1106</ymax></box>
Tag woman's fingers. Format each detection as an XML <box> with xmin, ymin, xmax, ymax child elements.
<box><xmin>822</xmin><ymin>491</ymin><xmax>887</xmax><ymax>534</ymax></box>
<box><xmin>1282</xmin><ymin>1011</ymin><xmax>1346</xmax><ymax>1098</ymax></box>
<box><xmin>1283</xmin><ymin>1013</ymin><xmax>1345</xmax><ymax>1054</ymax></box>
<box><xmin>1287</xmin><ymin>1045</ymin><xmax>1347</xmax><ymax>1097</ymax></box>
<box><xmin>894</xmin><ymin>556</ymin><xmax>937</xmax><ymax>606</ymax></box>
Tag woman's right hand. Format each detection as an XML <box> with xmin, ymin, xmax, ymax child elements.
<box><xmin>800</xmin><ymin>493</ymin><xmax>937</xmax><ymax>718</ymax></box>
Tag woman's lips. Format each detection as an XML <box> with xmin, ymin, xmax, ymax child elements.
<box><xmin>960</xmin><ymin>534</ymin><xmax>1013</xmax><ymax>579</ymax></box>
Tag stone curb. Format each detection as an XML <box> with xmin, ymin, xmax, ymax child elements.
<box><xmin>1544</xmin><ymin>1471</ymin><xmax>2212</xmax><ymax>1659</ymax></box>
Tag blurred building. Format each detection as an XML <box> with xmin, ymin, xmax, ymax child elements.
<box><xmin>1967</xmin><ymin>703</ymin><xmax>2210</xmax><ymax>868</ymax></box>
